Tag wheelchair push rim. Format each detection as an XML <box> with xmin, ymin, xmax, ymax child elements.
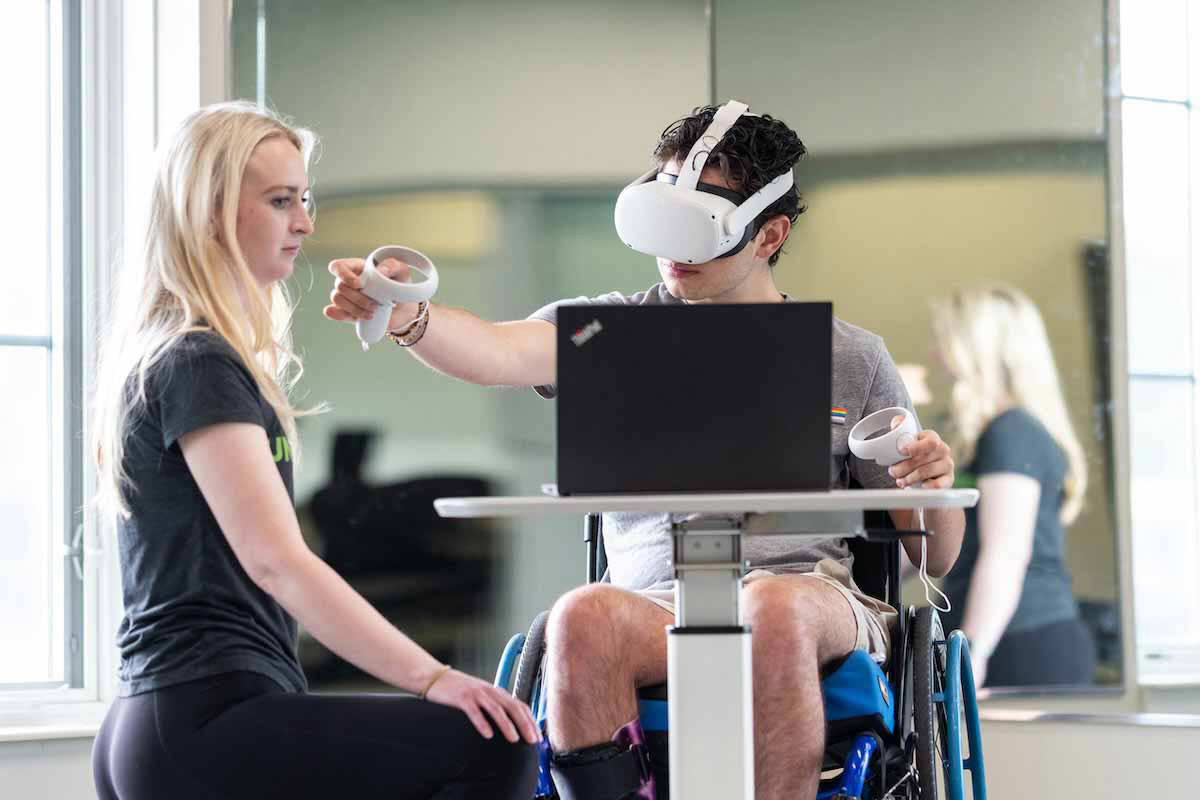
<box><xmin>911</xmin><ymin>606</ymin><xmax>987</xmax><ymax>800</ymax></box>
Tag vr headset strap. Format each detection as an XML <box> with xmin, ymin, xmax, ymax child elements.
<box><xmin>724</xmin><ymin>169</ymin><xmax>795</xmax><ymax>236</ymax></box>
<box><xmin>676</xmin><ymin>100</ymin><xmax>750</xmax><ymax>191</ymax></box>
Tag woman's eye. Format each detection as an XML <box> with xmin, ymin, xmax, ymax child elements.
<box><xmin>271</xmin><ymin>197</ymin><xmax>292</xmax><ymax>209</ymax></box>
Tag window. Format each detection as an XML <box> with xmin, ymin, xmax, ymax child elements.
<box><xmin>0</xmin><ymin>0</ymin><xmax>85</xmax><ymax>692</ymax></box>
<box><xmin>1122</xmin><ymin>0</ymin><xmax>1200</xmax><ymax>683</ymax></box>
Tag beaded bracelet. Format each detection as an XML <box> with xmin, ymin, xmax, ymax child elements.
<box><xmin>387</xmin><ymin>301</ymin><xmax>430</xmax><ymax>347</ymax></box>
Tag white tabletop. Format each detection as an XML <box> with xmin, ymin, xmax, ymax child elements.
<box><xmin>434</xmin><ymin>488</ymin><xmax>978</xmax><ymax>518</ymax></box>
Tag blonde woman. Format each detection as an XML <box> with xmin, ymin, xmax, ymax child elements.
<box><xmin>933</xmin><ymin>286</ymin><xmax>1095</xmax><ymax>689</ymax></box>
<box><xmin>90</xmin><ymin>102</ymin><xmax>537</xmax><ymax>800</ymax></box>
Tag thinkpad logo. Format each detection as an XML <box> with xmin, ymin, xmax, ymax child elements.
<box><xmin>571</xmin><ymin>319</ymin><xmax>603</xmax><ymax>347</ymax></box>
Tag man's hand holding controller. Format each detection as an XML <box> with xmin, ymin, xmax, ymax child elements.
<box><xmin>323</xmin><ymin>245</ymin><xmax>439</xmax><ymax>349</ymax></box>
<box><xmin>848</xmin><ymin>407</ymin><xmax>955</xmax><ymax>489</ymax></box>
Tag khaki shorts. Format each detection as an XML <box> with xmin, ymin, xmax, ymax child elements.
<box><xmin>638</xmin><ymin>559</ymin><xmax>896</xmax><ymax>663</ymax></box>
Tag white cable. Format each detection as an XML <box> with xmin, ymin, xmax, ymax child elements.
<box><xmin>916</xmin><ymin>507</ymin><xmax>951</xmax><ymax>613</ymax></box>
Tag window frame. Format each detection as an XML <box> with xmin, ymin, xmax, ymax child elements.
<box><xmin>0</xmin><ymin>0</ymin><xmax>89</xmax><ymax>704</ymax></box>
<box><xmin>1119</xmin><ymin>0</ymin><xmax>1200</xmax><ymax>688</ymax></box>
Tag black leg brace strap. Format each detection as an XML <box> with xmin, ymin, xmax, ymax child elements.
<box><xmin>550</xmin><ymin>741</ymin><xmax>651</xmax><ymax>800</ymax></box>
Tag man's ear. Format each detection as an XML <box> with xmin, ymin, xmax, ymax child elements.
<box><xmin>754</xmin><ymin>215</ymin><xmax>791</xmax><ymax>262</ymax></box>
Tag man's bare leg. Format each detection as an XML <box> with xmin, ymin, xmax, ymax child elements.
<box><xmin>742</xmin><ymin>576</ymin><xmax>858</xmax><ymax>799</ymax></box>
<box><xmin>546</xmin><ymin>577</ymin><xmax>860</xmax><ymax>799</ymax></box>
<box><xmin>544</xmin><ymin>584</ymin><xmax>672</xmax><ymax>751</ymax></box>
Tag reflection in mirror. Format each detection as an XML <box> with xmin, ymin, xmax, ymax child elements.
<box><xmin>232</xmin><ymin>0</ymin><xmax>1120</xmax><ymax>695</ymax></box>
<box><xmin>715</xmin><ymin>0</ymin><xmax>1119</xmax><ymax>691</ymax></box>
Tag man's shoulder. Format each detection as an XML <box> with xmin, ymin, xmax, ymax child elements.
<box><xmin>830</xmin><ymin>317</ymin><xmax>896</xmax><ymax>400</ymax></box>
<box><xmin>832</xmin><ymin>317</ymin><xmax>886</xmax><ymax>362</ymax></box>
<box><xmin>621</xmin><ymin>283</ymin><xmax>680</xmax><ymax>306</ymax></box>
<box><xmin>527</xmin><ymin>283</ymin><xmax>679</xmax><ymax>324</ymax></box>
<box><xmin>576</xmin><ymin>282</ymin><xmax>679</xmax><ymax>307</ymax></box>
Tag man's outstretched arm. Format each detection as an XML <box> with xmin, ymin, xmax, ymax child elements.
<box><xmin>325</xmin><ymin>256</ymin><xmax>556</xmax><ymax>387</ymax></box>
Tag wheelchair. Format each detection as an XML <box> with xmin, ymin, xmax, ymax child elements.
<box><xmin>495</xmin><ymin>511</ymin><xmax>987</xmax><ymax>800</ymax></box>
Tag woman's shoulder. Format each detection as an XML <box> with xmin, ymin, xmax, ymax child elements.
<box><xmin>148</xmin><ymin>331</ymin><xmax>254</xmax><ymax>396</ymax></box>
<box><xmin>976</xmin><ymin>407</ymin><xmax>1063</xmax><ymax>472</ymax></box>
<box><xmin>983</xmin><ymin>407</ymin><xmax>1051</xmax><ymax>441</ymax></box>
<box><xmin>173</xmin><ymin>329</ymin><xmax>238</xmax><ymax>359</ymax></box>
<box><xmin>159</xmin><ymin>330</ymin><xmax>248</xmax><ymax>374</ymax></box>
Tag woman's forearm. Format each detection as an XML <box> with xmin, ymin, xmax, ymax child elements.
<box><xmin>959</xmin><ymin>550</ymin><xmax>1026</xmax><ymax>659</ymax></box>
<box><xmin>259</xmin><ymin>551</ymin><xmax>446</xmax><ymax>693</ymax></box>
<box><xmin>962</xmin><ymin>473</ymin><xmax>1041</xmax><ymax>659</ymax></box>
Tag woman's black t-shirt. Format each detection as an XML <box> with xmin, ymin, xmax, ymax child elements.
<box><xmin>115</xmin><ymin>332</ymin><xmax>306</xmax><ymax>696</ymax></box>
<box><xmin>941</xmin><ymin>408</ymin><xmax>1080</xmax><ymax>637</ymax></box>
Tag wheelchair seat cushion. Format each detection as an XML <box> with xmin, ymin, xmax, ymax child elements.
<box><xmin>822</xmin><ymin>650</ymin><xmax>895</xmax><ymax>738</ymax></box>
<box><xmin>635</xmin><ymin>650</ymin><xmax>894</xmax><ymax>739</ymax></box>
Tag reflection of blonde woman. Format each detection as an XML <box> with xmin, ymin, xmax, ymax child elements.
<box><xmin>91</xmin><ymin>102</ymin><xmax>536</xmax><ymax>800</ymax></box>
<box><xmin>933</xmin><ymin>286</ymin><xmax>1095</xmax><ymax>689</ymax></box>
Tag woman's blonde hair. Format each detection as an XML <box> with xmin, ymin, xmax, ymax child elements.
<box><xmin>932</xmin><ymin>285</ymin><xmax>1087</xmax><ymax>524</ymax></box>
<box><xmin>94</xmin><ymin>101</ymin><xmax>320</xmax><ymax>517</ymax></box>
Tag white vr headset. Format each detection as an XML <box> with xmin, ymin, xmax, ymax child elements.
<box><xmin>613</xmin><ymin>100</ymin><xmax>795</xmax><ymax>264</ymax></box>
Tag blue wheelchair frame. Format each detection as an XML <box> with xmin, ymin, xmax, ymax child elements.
<box><xmin>495</xmin><ymin>512</ymin><xmax>987</xmax><ymax>800</ymax></box>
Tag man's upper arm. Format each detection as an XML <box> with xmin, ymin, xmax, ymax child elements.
<box><xmin>523</xmin><ymin>291</ymin><xmax>631</xmax><ymax>397</ymax></box>
<box><xmin>848</xmin><ymin>338</ymin><xmax>915</xmax><ymax>490</ymax></box>
<box><xmin>493</xmin><ymin>318</ymin><xmax>557</xmax><ymax>388</ymax></box>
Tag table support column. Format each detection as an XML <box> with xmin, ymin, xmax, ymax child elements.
<box><xmin>668</xmin><ymin>517</ymin><xmax>753</xmax><ymax>800</ymax></box>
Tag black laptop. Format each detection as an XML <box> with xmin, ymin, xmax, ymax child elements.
<box><xmin>555</xmin><ymin>303</ymin><xmax>832</xmax><ymax>495</ymax></box>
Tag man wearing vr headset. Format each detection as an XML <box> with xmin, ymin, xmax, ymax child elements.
<box><xmin>326</xmin><ymin>102</ymin><xmax>964</xmax><ymax>800</ymax></box>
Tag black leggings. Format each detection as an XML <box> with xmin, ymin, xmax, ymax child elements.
<box><xmin>92</xmin><ymin>671</ymin><xmax>537</xmax><ymax>800</ymax></box>
<box><xmin>983</xmin><ymin>616</ymin><xmax>1096</xmax><ymax>688</ymax></box>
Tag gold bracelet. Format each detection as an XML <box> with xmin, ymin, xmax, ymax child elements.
<box><xmin>419</xmin><ymin>664</ymin><xmax>452</xmax><ymax>699</ymax></box>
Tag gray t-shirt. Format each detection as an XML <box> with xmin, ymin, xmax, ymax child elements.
<box><xmin>529</xmin><ymin>283</ymin><xmax>917</xmax><ymax>592</ymax></box>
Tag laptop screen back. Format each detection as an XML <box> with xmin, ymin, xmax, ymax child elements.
<box><xmin>555</xmin><ymin>303</ymin><xmax>832</xmax><ymax>495</ymax></box>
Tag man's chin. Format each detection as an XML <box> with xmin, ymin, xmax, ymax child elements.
<box><xmin>662</xmin><ymin>276</ymin><xmax>706</xmax><ymax>302</ymax></box>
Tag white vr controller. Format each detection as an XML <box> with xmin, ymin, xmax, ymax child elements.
<box><xmin>355</xmin><ymin>245</ymin><xmax>440</xmax><ymax>350</ymax></box>
<box><xmin>847</xmin><ymin>406</ymin><xmax>919</xmax><ymax>469</ymax></box>
<box><xmin>851</xmin><ymin>407</ymin><xmax>947</xmax><ymax>610</ymax></box>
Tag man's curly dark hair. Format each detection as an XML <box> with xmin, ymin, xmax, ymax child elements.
<box><xmin>653</xmin><ymin>105</ymin><xmax>807</xmax><ymax>266</ymax></box>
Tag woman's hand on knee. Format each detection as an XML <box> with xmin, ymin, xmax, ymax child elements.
<box><xmin>426</xmin><ymin>670</ymin><xmax>541</xmax><ymax>745</ymax></box>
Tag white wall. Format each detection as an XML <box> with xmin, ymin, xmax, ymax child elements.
<box><xmin>0</xmin><ymin>738</ymin><xmax>94</xmax><ymax>800</ymax></box>
<box><xmin>715</xmin><ymin>0</ymin><xmax>1105</xmax><ymax>154</ymax></box>
<box><xmin>980</xmin><ymin>719</ymin><xmax>1200</xmax><ymax>797</ymax></box>
<box><xmin>238</xmin><ymin>0</ymin><xmax>711</xmax><ymax>192</ymax></box>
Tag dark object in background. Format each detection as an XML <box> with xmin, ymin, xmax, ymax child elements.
<box><xmin>301</xmin><ymin>429</ymin><xmax>497</xmax><ymax>686</ymax></box>
<box><xmin>1077</xmin><ymin>598</ymin><xmax>1121</xmax><ymax>683</ymax></box>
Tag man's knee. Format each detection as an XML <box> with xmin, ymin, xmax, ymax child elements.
<box><xmin>546</xmin><ymin>584</ymin><xmax>626</xmax><ymax>666</ymax></box>
<box><xmin>743</xmin><ymin>579</ymin><xmax>814</xmax><ymax>640</ymax></box>
<box><xmin>742</xmin><ymin>578</ymin><xmax>854</xmax><ymax>663</ymax></box>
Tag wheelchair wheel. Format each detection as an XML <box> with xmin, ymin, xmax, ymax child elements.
<box><xmin>912</xmin><ymin>606</ymin><xmax>948</xmax><ymax>799</ymax></box>
<box><xmin>514</xmin><ymin>610</ymin><xmax>550</xmax><ymax>705</ymax></box>
<box><xmin>911</xmin><ymin>606</ymin><xmax>986</xmax><ymax>800</ymax></box>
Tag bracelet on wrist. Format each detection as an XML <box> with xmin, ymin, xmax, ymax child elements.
<box><xmin>387</xmin><ymin>301</ymin><xmax>430</xmax><ymax>347</ymax></box>
<box><xmin>419</xmin><ymin>663</ymin><xmax>452</xmax><ymax>699</ymax></box>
